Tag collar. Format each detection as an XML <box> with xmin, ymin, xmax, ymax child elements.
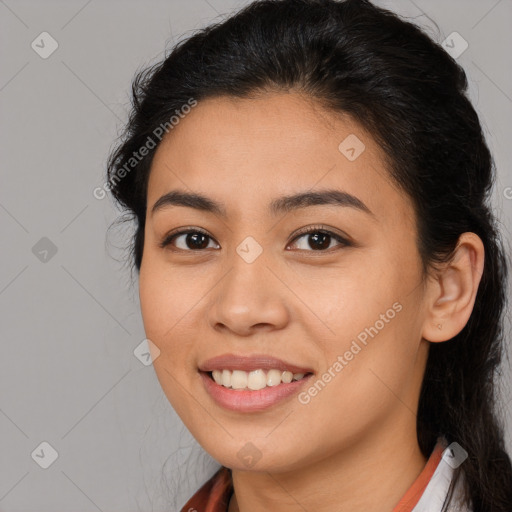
<box><xmin>180</xmin><ymin>437</ymin><xmax>460</xmax><ymax>512</ymax></box>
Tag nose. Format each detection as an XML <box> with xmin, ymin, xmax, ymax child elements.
<box><xmin>208</xmin><ymin>250</ymin><xmax>290</xmax><ymax>337</ymax></box>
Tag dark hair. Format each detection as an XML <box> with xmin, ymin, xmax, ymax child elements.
<box><xmin>106</xmin><ymin>0</ymin><xmax>512</xmax><ymax>509</ymax></box>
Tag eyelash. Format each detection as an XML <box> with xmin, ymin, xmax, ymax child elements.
<box><xmin>158</xmin><ymin>224</ymin><xmax>352</xmax><ymax>253</ymax></box>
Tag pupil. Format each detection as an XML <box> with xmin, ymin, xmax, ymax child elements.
<box><xmin>310</xmin><ymin>232</ymin><xmax>330</xmax><ymax>250</ymax></box>
<box><xmin>188</xmin><ymin>233</ymin><xmax>209</xmax><ymax>249</ymax></box>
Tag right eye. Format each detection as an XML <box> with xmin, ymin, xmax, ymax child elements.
<box><xmin>159</xmin><ymin>228</ymin><xmax>220</xmax><ymax>252</ymax></box>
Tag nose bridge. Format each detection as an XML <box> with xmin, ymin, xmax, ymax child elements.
<box><xmin>221</xmin><ymin>223</ymin><xmax>267</xmax><ymax>278</ymax></box>
<box><xmin>209</xmin><ymin>235</ymin><xmax>289</xmax><ymax>333</ymax></box>
<box><xmin>222</xmin><ymin>235</ymin><xmax>270</xmax><ymax>305</ymax></box>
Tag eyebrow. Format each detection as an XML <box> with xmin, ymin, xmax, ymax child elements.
<box><xmin>151</xmin><ymin>188</ymin><xmax>374</xmax><ymax>218</ymax></box>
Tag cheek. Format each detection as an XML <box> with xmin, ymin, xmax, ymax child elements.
<box><xmin>138</xmin><ymin>255</ymin><xmax>218</xmax><ymax>391</ymax></box>
<box><xmin>139</xmin><ymin>255</ymin><xmax>198</xmax><ymax>338</ymax></box>
<box><xmin>139</xmin><ymin>258</ymin><xmax>189</xmax><ymax>370</ymax></box>
<box><xmin>139</xmin><ymin>261</ymin><xmax>200</xmax><ymax>418</ymax></box>
<box><xmin>307</xmin><ymin>251</ymin><xmax>423</xmax><ymax>404</ymax></box>
<box><xmin>298</xmin><ymin>312</ymin><xmax>420</xmax><ymax>448</ymax></box>
<box><xmin>139</xmin><ymin>261</ymin><xmax>168</xmax><ymax>340</ymax></box>
<box><xmin>311</xmin><ymin>252</ymin><xmax>400</xmax><ymax>333</ymax></box>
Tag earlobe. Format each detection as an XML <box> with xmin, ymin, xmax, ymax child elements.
<box><xmin>422</xmin><ymin>232</ymin><xmax>485</xmax><ymax>343</ymax></box>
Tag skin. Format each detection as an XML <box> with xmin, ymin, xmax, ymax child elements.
<box><xmin>138</xmin><ymin>91</ymin><xmax>485</xmax><ymax>512</ymax></box>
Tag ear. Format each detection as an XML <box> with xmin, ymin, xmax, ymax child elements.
<box><xmin>422</xmin><ymin>232</ymin><xmax>485</xmax><ymax>343</ymax></box>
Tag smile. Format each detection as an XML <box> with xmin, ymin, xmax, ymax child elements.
<box><xmin>198</xmin><ymin>353</ymin><xmax>314</xmax><ymax>412</ymax></box>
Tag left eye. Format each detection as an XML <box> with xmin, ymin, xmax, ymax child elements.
<box><xmin>288</xmin><ymin>229</ymin><xmax>350</xmax><ymax>251</ymax></box>
<box><xmin>159</xmin><ymin>227</ymin><xmax>350</xmax><ymax>252</ymax></box>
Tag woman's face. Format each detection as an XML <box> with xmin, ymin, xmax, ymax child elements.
<box><xmin>139</xmin><ymin>91</ymin><xmax>431</xmax><ymax>472</ymax></box>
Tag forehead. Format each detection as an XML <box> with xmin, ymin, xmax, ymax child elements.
<box><xmin>147</xmin><ymin>91</ymin><xmax>410</xmax><ymax>222</ymax></box>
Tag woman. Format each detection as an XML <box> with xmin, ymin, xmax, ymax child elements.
<box><xmin>106</xmin><ymin>0</ymin><xmax>512</xmax><ymax>510</ymax></box>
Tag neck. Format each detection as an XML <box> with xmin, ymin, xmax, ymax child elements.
<box><xmin>228</xmin><ymin>418</ymin><xmax>428</xmax><ymax>512</ymax></box>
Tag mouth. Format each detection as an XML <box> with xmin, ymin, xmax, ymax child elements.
<box><xmin>198</xmin><ymin>354</ymin><xmax>314</xmax><ymax>412</ymax></box>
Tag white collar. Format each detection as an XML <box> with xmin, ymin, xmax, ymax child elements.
<box><xmin>412</xmin><ymin>438</ymin><xmax>471</xmax><ymax>512</ymax></box>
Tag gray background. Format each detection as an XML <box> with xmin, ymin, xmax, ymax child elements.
<box><xmin>1</xmin><ymin>0</ymin><xmax>511</xmax><ymax>510</ymax></box>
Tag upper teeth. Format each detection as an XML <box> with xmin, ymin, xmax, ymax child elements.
<box><xmin>211</xmin><ymin>369</ymin><xmax>306</xmax><ymax>390</ymax></box>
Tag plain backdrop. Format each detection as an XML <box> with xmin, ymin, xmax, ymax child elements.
<box><xmin>1</xmin><ymin>0</ymin><xmax>511</xmax><ymax>510</ymax></box>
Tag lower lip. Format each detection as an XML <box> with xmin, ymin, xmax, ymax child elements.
<box><xmin>199</xmin><ymin>371</ymin><xmax>312</xmax><ymax>412</ymax></box>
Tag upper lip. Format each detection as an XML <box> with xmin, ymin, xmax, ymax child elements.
<box><xmin>199</xmin><ymin>354</ymin><xmax>314</xmax><ymax>374</ymax></box>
